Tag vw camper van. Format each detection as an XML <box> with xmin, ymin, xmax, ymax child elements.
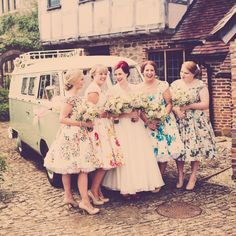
<box><xmin>8</xmin><ymin>49</ymin><xmax>143</xmax><ymax>187</ymax></box>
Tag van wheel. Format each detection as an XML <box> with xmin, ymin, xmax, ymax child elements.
<box><xmin>16</xmin><ymin>137</ymin><xmax>30</xmax><ymax>158</ymax></box>
<box><xmin>41</xmin><ymin>143</ymin><xmax>62</xmax><ymax>188</ymax></box>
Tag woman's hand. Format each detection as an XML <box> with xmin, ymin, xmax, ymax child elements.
<box><xmin>80</xmin><ymin>121</ymin><xmax>94</xmax><ymax>128</ymax></box>
<box><xmin>130</xmin><ymin>110</ymin><xmax>139</xmax><ymax>122</ymax></box>
<box><xmin>174</xmin><ymin>106</ymin><xmax>185</xmax><ymax>119</ymax></box>
<box><xmin>100</xmin><ymin>111</ymin><xmax>108</xmax><ymax>118</ymax></box>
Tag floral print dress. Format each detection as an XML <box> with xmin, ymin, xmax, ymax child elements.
<box><xmin>44</xmin><ymin>95</ymin><xmax>97</xmax><ymax>174</ymax></box>
<box><xmin>170</xmin><ymin>79</ymin><xmax>216</xmax><ymax>162</ymax></box>
<box><xmin>85</xmin><ymin>82</ymin><xmax>124</xmax><ymax>169</ymax></box>
<box><xmin>139</xmin><ymin>80</ymin><xmax>184</xmax><ymax>162</ymax></box>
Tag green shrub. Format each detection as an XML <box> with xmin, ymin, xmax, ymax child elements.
<box><xmin>0</xmin><ymin>88</ymin><xmax>9</xmax><ymax>121</ymax></box>
<box><xmin>0</xmin><ymin>154</ymin><xmax>7</xmax><ymax>182</ymax></box>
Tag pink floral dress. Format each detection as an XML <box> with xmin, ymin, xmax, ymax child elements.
<box><xmin>85</xmin><ymin>82</ymin><xmax>124</xmax><ymax>169</ymax></box>
<box><xmin>44</xmin><ymin>95</ymin><xmax>97</xmax><ymax>174</ymax></box>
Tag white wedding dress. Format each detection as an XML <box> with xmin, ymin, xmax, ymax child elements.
<box><xmin>102</xmin><ymin>83</ymin><xmax>165</xmax><ymax>194</ymax></box>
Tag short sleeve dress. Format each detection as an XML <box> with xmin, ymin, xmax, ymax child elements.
<box><xmin>85</xmin><ymin>82</ymin><xmax>124</xmax><ymax>169</ymax></box>
<box><xmin>170</xmin><ymin>79</ymin><xmax>216</xmax><ymax>162</ymax></box>
<box><xmin>139</xmin><ymin>80</ymin><xmax>184</xmax><ymax>162</ymax></box>
<box><xmin>44</xmin><ymin>95</ymin><xmax>97</xmax><ymax>174</ymax></box>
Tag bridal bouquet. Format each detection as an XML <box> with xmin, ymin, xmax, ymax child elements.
<box><xmin>130</xmin><ymin>93</ymin><xmax>149</xmax><ymax>111</ymax></box>
<box><xmin>171</xmin><ymin>88</ymin><xmax>196</xmax><ymax>107</ymax></box>
<box><xmin>76</xmin><ymin>101</ymin><xmax>99</xmax><ymax>131</ymax></box>
<box><xmin>140</xmin><ymin>95</ymin><xmax>167</xmax><ymax>125</ymax></box>
<box><xmin>104</xmin><ymin>96</ymin><xmax>132</xmax><ymax>123</ymax></box>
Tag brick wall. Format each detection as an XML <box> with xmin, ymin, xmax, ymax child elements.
<box><xmin>230</xmin><ymin>39</ymin><xmax>236</xmax><ymax>179</ymax></box>
<box><xmin>109</xmin><ymin>38</ymin><xmax>232</xmax><ymax>136</ymax></box>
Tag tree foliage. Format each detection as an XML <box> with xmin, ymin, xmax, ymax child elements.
<box><xmin>0</xmin><ymin>10</ymin><xmax>41</xmax><ymax>52</ymax></box>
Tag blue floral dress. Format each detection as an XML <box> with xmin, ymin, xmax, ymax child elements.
<box><xmin>44</xmin><ymin>95</ymin><xmax>97</xmax><ymax>174</ymax></box>
<box><xmin>170</xmin><ymin>79</ymin><xmax>216</xmax><ymax>162</ymax></box>
<box><xmin>139</xmin><ymin>81</ymin><xmax>184</xmax><ymax>162</ymax></box>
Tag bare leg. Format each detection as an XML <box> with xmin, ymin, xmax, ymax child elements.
<box><xmin>158</xmin><ymin>162</ymin><xmax>167</xmax><ymax>176</ymax></box>
<box><xmin>62</xmin><ymin>174</ymin><xmax>73</xmax><ymax>201</ymax></box>
<box><xmin>176</xmin><ymin>161</ymin><xmax>185</xmax><ymax>188</ymax></box>
<box><xmin>78</xmin><ymin>172</ymin><xmax>99</xmax><ymax>214</ymax></box>
<box><xmin>91</xmin><ymin>169</ymin><xmax>106</xmax><ymax>199</ymax></box>
<box><xmin>78</xmin><ymin>172</ymin><xmax>91</xmax><ymax>205</ymax></box>
<box><xmin>186</xmin><ymin>161</ymin><xmax>200</xmax><ymax>190</ymax></box>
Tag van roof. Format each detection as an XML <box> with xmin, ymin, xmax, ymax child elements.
<box><xmin>12</xmin><ymin>55</ymin><xmax>138</xmax><ymax>75</ymax></box>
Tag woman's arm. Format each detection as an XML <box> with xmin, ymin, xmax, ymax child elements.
<box><xmin>59</xmin><ymin>102</ymin><xmax>93</xmax><ymax>128</ymax></box>
<box><xmin>163</xmin><ymin>88</ymin><xmax>172</xmax><ymax>115</ymax></box>
<box><xmin>181</xmin><ymin>87</ymin><xmax>209</xmax><ymax>112</ymax></box>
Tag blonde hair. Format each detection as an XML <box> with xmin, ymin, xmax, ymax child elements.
<box><xmin>64</xmin><ymin>69</ymin><xmax>84</xmax><ymax>91</ymax></box>
<box><xmin>90</xmin><ymin>64</ymin><xmax>108</xmax><ymax>79</ymax></box>
<box><xmin>183</xmin><ymin>61</ymin><xmax>201</xmax><ymax>78</ymax></box>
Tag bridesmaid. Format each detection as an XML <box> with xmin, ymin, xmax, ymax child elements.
<box><xmin>138</xmin><ymin>60</ymin><xmax>183</xmax><ymax>176</ymax></box>
<box><xmin>44</xmin><ymin>69</ymin><xmax>99</xmax><ymax>214</ymax></box>
<box><xmin>102</xmin><ymin>61</ymin><xmax>164</xmax><ymax>198</ymax></box>
<box><xmin>85</xmin><ymin>64</ymin><xmax>124</xmax><ymax>205</ymax></box>
<box><xmin>171</xmin><ymin>61</ymin><xmax>216</xmax><ymax>190</ymax></box>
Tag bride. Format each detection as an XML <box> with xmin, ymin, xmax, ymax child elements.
<box><xmin>102</xmin><ymin>61</ymin><xmax>164</xmax><ymax>198</ymax></box>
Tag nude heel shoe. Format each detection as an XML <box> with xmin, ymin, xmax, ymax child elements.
<box><xmin>63</xmin><ymin>199</ymin><xmax>79</xmax><ymax>208</ymax></box>
<box><xmin>79</xmin><ymin>201</ymin><xmax>100</xmax><ymax>215</ymax></box>
<box><xmin>88</xmin><ymin>190</ymin><xmax>104</xmax><ymax>205</ymax></box>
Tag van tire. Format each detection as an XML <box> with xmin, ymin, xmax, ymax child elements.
<box><xmin>40</xmin><ymin>142</ymin><xmax>62</xmax><ymax>188</ymax></box>
<box><xmin>16</xmin><ymin>137</ymin><xmax>30</xmax><ymax>158</ymax></box>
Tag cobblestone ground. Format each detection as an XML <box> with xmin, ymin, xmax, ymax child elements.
<box><xmin>0</xmin><ymin>122</ymin><xmax>236</xmax><ymax>236</ymax></box>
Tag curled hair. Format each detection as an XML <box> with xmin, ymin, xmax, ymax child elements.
<box><xmin>183</xmin><ymin>61</ymin><xmax>202</xmax><ymax>78</ymax></box>
<box><xmin>114</xmin><ymin>60</ymin><xmax>130</xmax><ymax>76</ymax></box>
<box><xmin>64</xmin><ymin>69</ymin><xmax>83</xmax><ymax>91</ymax></box>
<box><xmin>140</xmin><ymin>60</ymin><xmax>158</xmax><ymax>75</ymax></box>
<box><xmin>90</xmin><ymin>64</ymin><xmax>108</xmax><ymax>79</ymax></box>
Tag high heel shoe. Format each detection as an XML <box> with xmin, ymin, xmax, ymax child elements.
<box><xmin>63</xmin><ymin>199</ymin><xmax>79</xmax><ymax>208</ymax></box>
<box><xmin>99</xmin><ymin>196</ymin><xmax>109</xmax><ymax>203</ymax></box>
<box><xmin>79</xmin><ymin>201</ymin><xmax>100</xmax><ymax>215</ymax></box>
<box><xmin>88</xmin><ymin>190</ymin><xmax>104</xmax><ymax>205</ymax></box>
<box><xmin>152</xmin><ymin>187</ymin><xmax>161</xmax><ymax>193</ymax></box>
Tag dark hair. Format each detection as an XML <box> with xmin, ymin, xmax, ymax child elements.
<box><xmin>183</xmin><ymin>61</ymin><xmax>202</xmax><ymax>78</ymax></box>
<box><xmin>140</xmin><ymin>60</ymin><xmax>158</xmax><ymax>75</ymax></box>
<box><xmin>114</xmin><ymin>60</ymin><xmax>130</xmax><ymax>77</ymax></box>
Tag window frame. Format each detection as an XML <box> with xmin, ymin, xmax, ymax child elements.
<box><xmin>47</xmin><ymin>0</ymin><xmax>61</xmax><ymax>11</ymax></box>
<box><xmin>148</xmin><ymin>49</ymin><xmax>185</xmax><ymax>83</ymax></box>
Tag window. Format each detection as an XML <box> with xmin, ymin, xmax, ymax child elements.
<box><xmin>2</xmin><ymin>0</ymin><xmax>4</xmax><ymax>13</ymax></box>
<box><xmin>13</xmin><ymin>0</ymin><xmax>16</xmax><ymax>10</ymax></box>
<box><xmin>48</xmin><ymin>0</ymin><xmax>61</xmax><ymax>9</ymax></box>
<box><xmin>38</xmin><ymin>73</ymin><xmax>60</xmax><ymax>99</ymax></box>
<box><xmin>21</xmin><ymin>78</ymin><xmax>28</xmax><ymax>95</ymax></box>
<box><xmin>148</xmin><ymin>50</ymin><xmax>184</xmax><ymax>84</ymax></box>
<box><xmin>7</xmin><ymin>0</ymin><xmax>10</xmax><ymax>11</ymax></box>
<box><xmin>28</xmin><ymin>77</ymin><xmax>36</xmax><ymax>96</ymax></box>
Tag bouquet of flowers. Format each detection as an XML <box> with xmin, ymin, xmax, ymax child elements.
<box><xmin>130</xmin><ymin>93</ymin><xmax>149</xmax><ymax>111</ymax></box>
<box><xmin>76</xmin><ymin>101</ymin><xmax>100</xmax><ymax>131</ymax></box>
<box><xmin>145</xmin><ymin>97</ymin><xmax>164</xmax><ymax>121</ymax></box>
<box><xmin>171</xmin><ymin>88</ymin><xmax>196</xmax><ymax>107</ymax></box>
<box><xmin>104</xmin><ymin>96</ymin><xmax>132</xmax><ymax>123</ymax></box>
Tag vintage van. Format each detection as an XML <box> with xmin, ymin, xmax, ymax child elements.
<box><xmin>8</xmin><ymin>49</ymin><xmax>143</xmax><ymax>187</ymax></box>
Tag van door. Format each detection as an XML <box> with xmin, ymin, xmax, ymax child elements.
<box><xmin>35</xmin><ymin>72</ymin><xmax>62</xmax><ymax>149</ymax></box>
<box><xmin>15</xmin><ymin>75</ymin><xmax>40</xmax><ymax>150</ymax></box>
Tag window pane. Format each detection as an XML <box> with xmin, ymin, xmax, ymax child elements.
<box><xmin>28</xmin><ymin>77</ymin><xmax>36</xmax><ymax>96</ymax></box>
<box><xmin>21</xmin><ymin>78</ymin><xmax>28</xmax><ymax>95</ymax></box>
<box><xmin>48</xmin><ymin>0</ymin><xmax>60</xmax><ymax>7</ymax></box>
<box><xmin>166</xmin><ymin>51</ymin><xmax>183</xmax><ymax>84</ymax></box>
<box><xmin>148</xmin><ymin>52</ymin><xmax>165</xmax><ymax>81</ymax></box>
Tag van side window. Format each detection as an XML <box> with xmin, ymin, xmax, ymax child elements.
<box><xmin>38</xmin><ymin>73</ymin><xmax>60</xmax><ymax>99</ymax></box>
<box><xmin>21</xmin><ymin>77</ymin><xmax>28</xmax><ymax>94</ymax></box>
<box><xmin>28</xmin><ymin>77</ymin><xmax>36</xmax><ymax>96</ymax></box>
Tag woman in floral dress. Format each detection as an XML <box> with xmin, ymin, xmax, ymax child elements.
<box><xmin>102</xmin><ymin>61</ymin><xmax>164</xmax><ymax>198</ymax></box>
<box><xmin>44</xmin><ymin>69</ymin><xmax>99</xmax><ymax>214</ymax></box>
<box><xmin>171</xmin><ymin>61</ymin><xmax>216</xmax><ymax>190</ymax></box>
<box><xmin>138</xmin><ymin>60</ymin><xmax>183</xmax><ymax>176</ymax></box>
<box><xmin>85</xmin><ymin>64</ymin><xmax>124</xmax><ymax>205</ymax></box>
